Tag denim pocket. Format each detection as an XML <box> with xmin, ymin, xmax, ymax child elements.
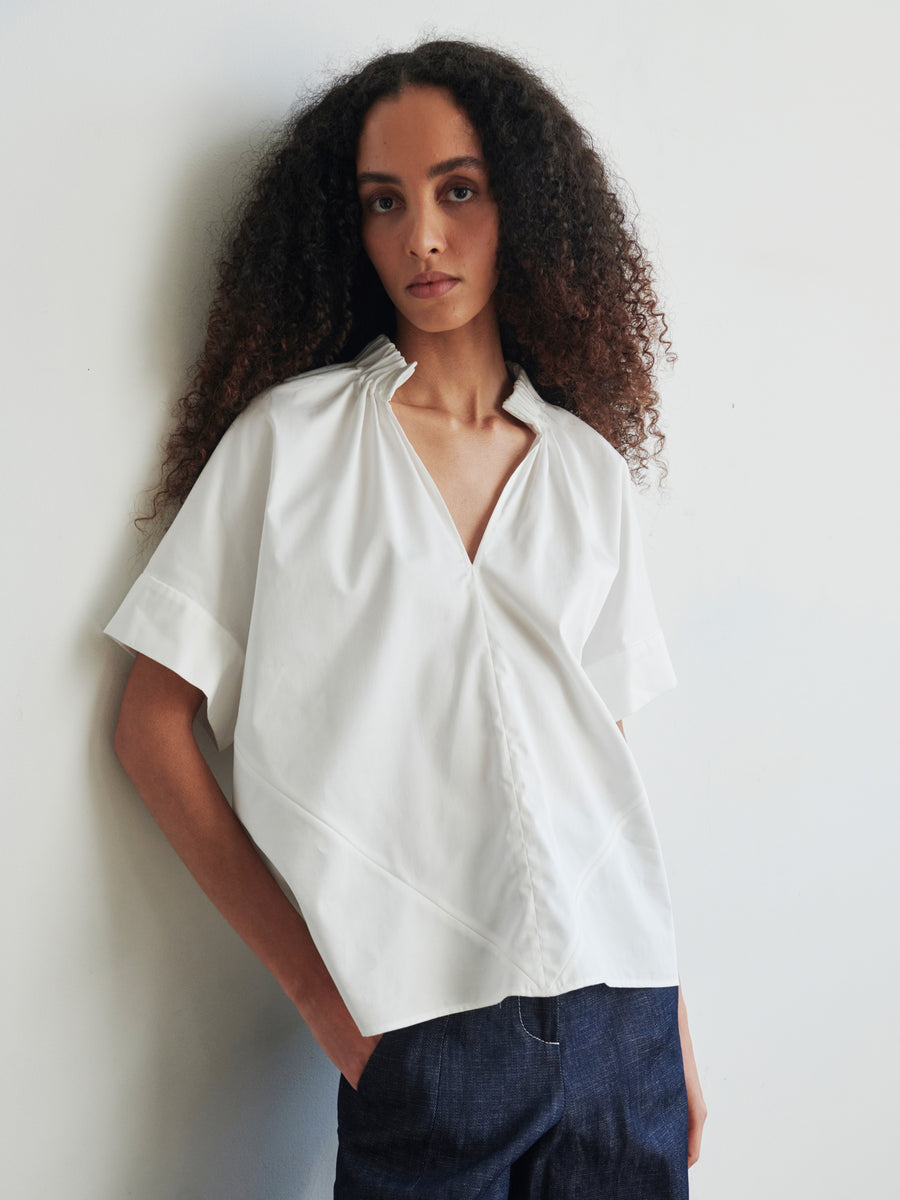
<box><xmin>354</xmin><ymin>1029</ymin><xmax>393</xmax><ymax>1095</ymax></box>
<box><xmin>336</xmin><ymin>1013</ymin><xmax>450</xmax><ymax>1187</ymax></box>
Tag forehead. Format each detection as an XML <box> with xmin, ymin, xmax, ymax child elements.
<box><xmin>356</xmin><ymin>85</ymin><xmax>485</xmax><ymax>172</ymax></box>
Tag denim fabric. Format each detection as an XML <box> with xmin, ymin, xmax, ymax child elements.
<box><xmin>334</xmin><ymin>983</ymin><xmax>688</xmax><ymax>1199</ymax></box>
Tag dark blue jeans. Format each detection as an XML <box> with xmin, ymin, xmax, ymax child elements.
<box><xmin>335</xmin><ymin>982</ymin><xmax>688</xmax><ymax>1198</ymax></box>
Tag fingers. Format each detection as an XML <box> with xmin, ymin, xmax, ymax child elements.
<box><xmin>687</xmin><ymin>1096</ymin><xmax>707</xmax><ymax>1167</ymax></box>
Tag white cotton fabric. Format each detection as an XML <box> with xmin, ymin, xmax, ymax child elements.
<box><xmin>104</xmin><ymin>335</ymin><xmax>679</xmax><ymax>1036</ymax></box>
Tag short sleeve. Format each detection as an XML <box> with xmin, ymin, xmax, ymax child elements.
<box><xmin>103</xmin><ymin>400</ymin><xmax>275</xmax><ymax>749</ymax></box>
<box><xmin>580</xmin><ymin>458</ymin><xmax>677</xmax><ymax>721</ymax></box>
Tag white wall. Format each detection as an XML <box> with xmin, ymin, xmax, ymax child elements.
<box><xmin>3</xmin><ymin>1</ymin><xmax>898</xmax><ymax>1196</ymax></box>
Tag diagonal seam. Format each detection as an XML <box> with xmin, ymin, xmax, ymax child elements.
<box><xmin>547</xmin><ymin>795</ymin><xmax>648</xmax><ymax>989</ymax></box>
<box><xmin>234</xmin><ymin>744</ymin><xmax>544</xmax><ymax>985</ymax></box>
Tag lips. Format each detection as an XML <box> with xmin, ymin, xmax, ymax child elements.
<box><xmin>407</xmin><ymin>271</ymin><xmax>459</xmax><ymax>299</ymax></box>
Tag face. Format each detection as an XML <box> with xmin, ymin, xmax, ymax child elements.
<box><xmin>356</xmin><ymin>85</ymin><xmax>500</xmax><ymax>338</ymax></box>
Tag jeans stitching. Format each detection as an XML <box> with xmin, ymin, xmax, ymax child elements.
<box><xmin>409</xmin><ymin>1014</ymin><xmax>451</xmax><ymax>1188</ymax></box>
<box><xmin>517</xmin><ymin>996</ymin><xmax>560</xmax><ymax>1045</ymax></box>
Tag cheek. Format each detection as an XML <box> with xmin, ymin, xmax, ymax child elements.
<box><xmin>477</xmin><ymin>229</ymin><xmax>500</xmax><ymax>283</ymax></box>
<box><xmin>361</xmin><ymin>222</ymin><xmax>378</xmax><ymax>265</ymax></box>
<box><xmin>361</xmin><ymin>225</ymin><xmax>393</xmax><ymax>285</ymax></box>
<box><xmin>475</xmin><ymin>214</ymin><xmax>500</xmax><ymax>275</ymax></box>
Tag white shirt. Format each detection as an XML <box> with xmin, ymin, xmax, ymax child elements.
<box><xmin>104</xmin><ymin>335</ymin><xmax>679</xmax><ymax>1035</ymax></box>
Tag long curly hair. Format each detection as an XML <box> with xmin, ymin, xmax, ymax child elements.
<box><xmin>146</xmin><ymin>38</ymin><xmax>674</xmax><ymax>525</ymax></box>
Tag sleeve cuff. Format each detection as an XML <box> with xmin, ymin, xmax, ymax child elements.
<box><xmin>103</xmin><ymin>573</ymin><xmax>244</xmax><ymax>749</ymax></box>
<box><xmin>582</xmin><ymin>629</ymin><xmax>677</xmax><ymax>722</ymax></box>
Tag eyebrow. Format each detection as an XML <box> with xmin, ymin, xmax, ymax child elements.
<box><xmin>356</xmin><ymin>156</ymin><xmax>487</xmax><ymax>186</ymax></box>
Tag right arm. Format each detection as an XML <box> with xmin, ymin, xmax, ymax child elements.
<box><xmin>112</xmin><ymin>651</ymin><xmax>381</xmax><ymax>1087</ymax></box>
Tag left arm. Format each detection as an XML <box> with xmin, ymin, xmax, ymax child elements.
<box><xmin>617</xmin><ymin>720</ymin><xmax>707</xmax><ymax>1166</ymax></box>
<box><xmin>678</xmin><ymin>984</ymin><xmax>707</xmax><ymax>1166</ymax></box>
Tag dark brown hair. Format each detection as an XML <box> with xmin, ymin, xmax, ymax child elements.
<box><xmin>147</xmin><ymin>38</ymin><xmax>674</xmax><ymax>525</ymax></box>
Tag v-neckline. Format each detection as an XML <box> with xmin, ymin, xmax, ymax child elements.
<box><xmin>385</xmin><ymin>390</ymin><xmax>543</xmax><ymax>569</ymax></box>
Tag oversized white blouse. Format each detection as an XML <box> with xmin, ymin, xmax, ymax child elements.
<box><xmin>105</xmin><ymin>335</ymin><xmax>680</xmax><ymax>1035</ymax></box>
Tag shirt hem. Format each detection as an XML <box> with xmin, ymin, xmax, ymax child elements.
<box><xmin>364</xmin><ymin>969</ymin><xmax>681</xmax><ymax>1036</ymax></box>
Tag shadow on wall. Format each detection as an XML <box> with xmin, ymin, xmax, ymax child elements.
<box><xmin>143</xmin><ymin>119</ymin><xmax>290</xmax><ymax>411</ymax></box>
<box><xmin>90</xmin><ymin>660</ymin><xmax>340</xmax><ymax>1199</ymax></box>
<box><xmin>172</xmin><ymin>975</ymin><xmax>340</xmax><ymax>1200</ymax></box>
<box><xmin>88</xmin><ymin>119</ymin><xmax>344</xmax><ymax>1199</ymax></box>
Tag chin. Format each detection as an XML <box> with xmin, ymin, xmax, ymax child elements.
<box><xmin>412</xmin><ymin>317</ymin><xmax>476</xmax><ymax>335</ymax></box>
<box><xmin>396</xmin><ymin>302</ymin><xmax>496</xmax><ymax>339</ymax></box>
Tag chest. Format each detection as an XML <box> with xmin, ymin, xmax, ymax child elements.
<box><xmin>261</xmin><ymin>391</ymin><xmax>616</xmax><ymax>659</ymax></box>
<box><xmin>388</xmin><ymin>401</ymin><xmax>537</xmax><ymax>564</ymax></box>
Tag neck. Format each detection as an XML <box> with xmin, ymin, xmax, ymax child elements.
<box><xmin>392</xmin><ymin>307</ymin><xmax>513</xmax><ymax>427</ymax></box>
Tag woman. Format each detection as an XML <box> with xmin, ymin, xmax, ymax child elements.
<box><xmin>107</xmin><ymin>38</ymin><xmax>706</xmax><ymax>1198</ymax></box>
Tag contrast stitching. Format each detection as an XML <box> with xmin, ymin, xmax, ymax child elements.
<box><xmin>517</xmin><ymin>996</ymin><xmax>560</xmax><ymax>1046</ymax></box>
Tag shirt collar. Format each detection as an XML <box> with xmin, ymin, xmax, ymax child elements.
<box><xmin>354</xmin><ymin>334</ymin><xmax>547</xmax><ymax>435</ymax></box>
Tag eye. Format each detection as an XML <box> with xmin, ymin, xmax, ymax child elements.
<box><xmin>368</xmin><ymin>195</ymin><xmax>396</xmax><ymax>214</ymax></box>
<box><xmin>447</xmin><ymin>185</ymin><xmax>474</xmax><ymax>203</ymax></box>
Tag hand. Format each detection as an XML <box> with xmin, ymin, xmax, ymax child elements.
<box><xmin>298</xmin><ymin>983</ymin><xmax>384</xmax><ymax>1091</ymax></box>
<box><xmin>337</xmin><ymin>1032</ymin><xmax>384</xmax><ymax>1091</ymax></box>
<box><xmin>677</xmin><ymin>986</ymin><xmax>707</xmax><ymax>1167</ymax></box>
<box><xmin>684</xmin><ymin>1052</ymin><xmax>707</xmax><ymax>1166</ymax></box>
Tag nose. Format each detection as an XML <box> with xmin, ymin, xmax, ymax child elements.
<box><xmin>404</xmin><ymin>196</ymin><xmax>446</xmax><ymax>259</ymax></box>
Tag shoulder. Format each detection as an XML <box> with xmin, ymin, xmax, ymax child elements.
<box><xmin>530</xmin><ymin>392</ymin><xmax>631</xmax><ymax>506</ymax></box>
<box><xmin>205</xmin><ymin>348</ymin><xmax>390</xmax><ymax>488</ymax></box>
<box><xmin>514</xmin><ymin>365</ymin><xmax>628</xmax><ymax>484</ymax></box>
<box><xmin>255</xmin><ymin>357</ymin><xmax>368</xmax><ymax>425</ymax></box>
<box><xmin>190</xmin><ymin>360</ymin><xmax>363</xmax><ymax>482</ymax></box>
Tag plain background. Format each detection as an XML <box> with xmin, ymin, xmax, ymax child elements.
<box><xmin>2</xmin><ymin>1</ymin><xmax>898</xmax><ymax>1197</ymax></box>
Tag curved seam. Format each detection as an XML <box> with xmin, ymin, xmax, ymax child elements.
<box><xmin>234</xmin><ymin>744</ymin><xmax>543</xmax><ymax>985</ymax></box>
<box><xmin>471</xmin><ymin>588</ymin><xmax>548</xmax><ymax>987</ymax></box>
<box><xmin>517</xmin><ymin>997</ymin><xmax>561</xmax><ymax>1046</ymax></box>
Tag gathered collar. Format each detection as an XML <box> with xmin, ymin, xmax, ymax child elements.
<box><xmin>353</xmin><ymin>334</ymin><xmax>548</xmax><ymax>435</ymax></box>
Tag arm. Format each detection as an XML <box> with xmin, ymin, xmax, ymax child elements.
<box><xmin>677</xmin><ymin>984</ymin><xmax>707</xmax><ymax>1167</ymax></box>
<box><xmin>112</xmin><ymin>652</ymin><xmax>381</xmax><ymax>1087</ymax></box>
<box><xmin>616</xmin><ymin>720</ymin><xmax>706</xmax><ymax>1163</ymax></box>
